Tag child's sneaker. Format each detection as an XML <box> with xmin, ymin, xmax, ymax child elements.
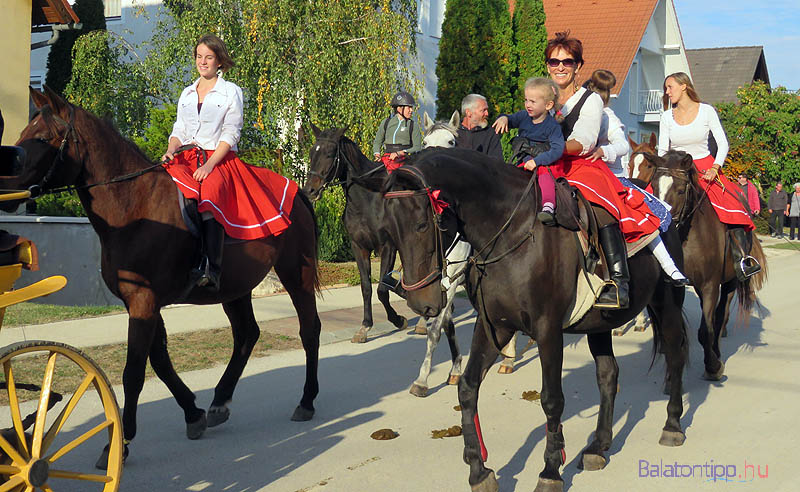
<box><xmin>537</xmin><ymin>203</ymin><xmax>556</xmax><ymax>226</ymax></box>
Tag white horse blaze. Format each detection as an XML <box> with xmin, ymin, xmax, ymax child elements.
<box><xmin>657</xmin><ymin>175</ymin><xmax>674</xmax><ymax>202</ymax></box>
<box><xmin>631</xmin><ymin>153</ymin><xmax>646</xmax><ymax>179</ymax></box>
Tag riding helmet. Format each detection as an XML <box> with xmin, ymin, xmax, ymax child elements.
<box><xmin>391</xmin><ymin>91</ymin><xmax>416</xmax><ymax>108</ymax></box>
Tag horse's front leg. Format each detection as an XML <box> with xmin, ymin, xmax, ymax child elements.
<box><xmin>498</xmin><ymin>332</ymin><xmax>518</xmax><ymax>374</ymax></box>
<box><xmin>351</xmin><ymin>242</ymin><xmax>375</xmax><ymax>343</ymax></box>
<box><xmin>375</xmin><ymin>243</ymin><xmax>408</xmax><ymax>330</ymax></box>
<box><xmin>459</xmin><ymin>317</ymin><xmax>512</xmax><ymax>492</ymax></box>
<box><xmin>653</xmin><ymin>286</ymin><xmax>687</xmax><ymax>446</ymax></box>
<box><xmin>580</xmin><ymin>331</ymin><xmax>618</xmax><ymax>471</ymax></box>
<box><xmin>535</xmin><ymin>323</ymin><xmax>566</xmax><ymax>492</ymax></box>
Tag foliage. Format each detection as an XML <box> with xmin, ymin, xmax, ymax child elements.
<box><xmin>313</xmin><ymin>187</ymin><xmax>353</xmax><ymax>262</ymax></box>
<box><xmin>512</xmin><ymin>0</ymin><xmax>548</xmax><ymax>99</ymax></box>
<box><xmin>132</xmin><ymin>104</ymin><xmax>178</xmax><ymax>161</ymax></box>
<box><xmin>65</xmin><ymin>30</ymin><xmax>153</xmax><ymax>137</ymax></box>
<box><xmin>716</xmin><ymin>81</ymin><xmax>800</xmax><ymax>192</ymax></box>
<box><xmin>33</xmin><ymin>192</ymin><xmax>86</xmax><ymax>217</ymax></box>
<box><xmin>45</xmin><ymin>0</ymin><xmax>107</xmax><ymax>95</ymax></box>
<box><xmin>435</xmin><ymin>0</ymin><xmax>516</xmax><ymax>119</ymax></box>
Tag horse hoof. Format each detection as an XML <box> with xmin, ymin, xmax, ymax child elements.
<box><xmin>291</xmin><ymin>405</ymin><xmax>315</xmax><ymax>422</ymax></box>
<box><xmin>351</xmin><ymin>326</ymin><xmax>369</xmax><ymax>344</ymax></box>
<box><xmin>186</xmin><ymin>411</ymin><xmax>207</xmax><ymax>440</ymax></box>
<box><xmin>208</xmin><ymin>405</ymin><xmax>231</xmax><ymax>428</ymax></box>
<box><xmin>471</xmin><ymin>471</ymin><xmax>499</xmax><ymax>492</ymax></box>
<box><xmin>398</xmin><ymin>316</ymin><xmax>409</xmax><ymax>331</ymax></box>
<box><xmin>659</xmin><ymin>430</ymin><xmax>686</xmax><ymax>447</ymax></box>
<box><xmin>409</xmin><ymin>384</ymin><xmax>428</xmax><ymax>397</ymax></box>
<box><xmin>612</xmin><ymin>329</ymin><xmax>623</xmax><ymax>336</ymax></box>
<box><xmin>448</xmin><ymin>374</ymin><xmax>460</xmax><ymax>385</ymax></box>
<box><xmin>497</xmin><ymin>364</ymin><xmax>514</xmax><ymax>374</ymax></box>
<box><xmin>95</xmin><ymin>442</ymin><xmax>128</xmax><ymax>470</ymax></box>
<box><xmin>634</xmin><ymin>325</ymin><xmax>647</xmax><ymax>332</ymax></box>
<box><xmin>580</xmin><ymin>453</ymin><xmax>607</xmax><ymax>471</ymax></box>
<box><xmin>414</xmin><ymin>317</ymin><xmax>427</xmax><ymax>334</ymax></box>
<box><xmin>702</xmin><ymin>362</ymin><xmax>725</xmax><ymax>381</ymax></box>
<box><xmin>534</xmin><ymin>477</ymin><xmax>564</xmax><ymax>492</ymax></box>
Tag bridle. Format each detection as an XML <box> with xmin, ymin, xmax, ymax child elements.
<box><xmin>306</xmin><ymin>137</ymin><xmax>386</xmax><ymax>194</ymax></box>
<box><xmin>34</xmin><ymin>105</ymin><xmax>79</xmax><ymax>193</ymax></box>
<box><xmin>383</xmin><ymin>166</ymin><xmax>447</xmax><ymax>292</ymax></box>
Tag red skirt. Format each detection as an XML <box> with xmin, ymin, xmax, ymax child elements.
<box><xmin>693</xmin><ymin>156</ymin><xmax>755</xmax><ymax>231</ymax></box>
<box><xmin>163</xmin><ymin>148</ymin><xmax>298</xmax><ymax>240</ymax></box>
<box><xmin>561</xmin><ymin>156</ymin><xmax>660</xmax><ymax>242</ymax></box>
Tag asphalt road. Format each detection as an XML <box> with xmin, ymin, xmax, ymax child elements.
<box><xmin>7</xmin><ymin>243</ymin><xmax>799</xmax><ymax>492</ymax></box>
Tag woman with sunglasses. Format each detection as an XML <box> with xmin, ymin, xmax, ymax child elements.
<box><xmin>658</xmin><ymin>72</ymin><xmax>761</xmax><ymax>280</ymax></box>
<box><xmin>543</xmin><ymin>31</ymin><xmax>664</xmax><ymax>309</ymax></box>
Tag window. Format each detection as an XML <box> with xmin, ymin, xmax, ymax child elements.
<box><xmin>104</xmin><ymin>0</ymin><xmax>121</xmax><ymax>19</ymax></box>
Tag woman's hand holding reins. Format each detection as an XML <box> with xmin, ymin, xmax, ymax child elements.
<box><xmin>492</xmin><ymin>116</ymin><xmax>509</xmax><ymax>134</ymax></box>
<box><xmin>587</xmin><ymin>147</ymin><xmax>606</xmax><ymax>162</ymax></box>
<box><xmin>193</xmin><ymin>162</ymin><xmax>216</xmax><ymax>182</ymax></box>
<box><xmin>702</xmin><ymin>166</ymin><xmax>720</xmax><ymax>182</ymax></box>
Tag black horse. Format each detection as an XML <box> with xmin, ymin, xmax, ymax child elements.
<box><xmin>303</xmin><ymin>126</ymin><xmax>409</xmax><ymax>343</ymax></box>
<box><xmin>380</xmin><ymin>148</ymin><xmax>688</xmax><ymax>492</ymax></box>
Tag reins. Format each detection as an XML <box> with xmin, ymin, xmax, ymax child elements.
<box><xmin>307</xmin><ymin>138</ymin><xmax>387</xmax><ymax>194</ymax></box>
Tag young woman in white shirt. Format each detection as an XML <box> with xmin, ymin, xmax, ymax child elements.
<box><xmin>162</xmin><ymin>34</ymin><xmax>298</xmax><ymax>291</ymax></box>
<box><xmin>587</xmin><ymin>69</ymin><xmax>688</xmax><ymax>286</ymax></box>
<box><xmin>658</xmin><ymin>72</ymin><xmax>760</xmax><ymax>279</ymax></box>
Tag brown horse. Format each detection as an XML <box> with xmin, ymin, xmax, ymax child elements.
<box><xmin>631</xmin><ymin>149</ymin><xmax>767</xmax><ymax>380</ymax></box>
<box><xmin>0</xmin><ymin>87</ymin><xmax>322</xmax><ymax>463</ymax></box>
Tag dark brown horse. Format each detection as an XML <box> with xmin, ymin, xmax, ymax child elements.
<box><xmin>1</xmin><ymin>87</ymin><xmax>322</xmax><ymax>463</ymax></box>
<box><xmin>631</xmin><ymin>149</ymin><xmax>767</xmax><ymax>380</ymax></box>
<box><xmin>381</xmin><ymin>149</ymin><xmax>688</xmax><ymax>492</ymax></box>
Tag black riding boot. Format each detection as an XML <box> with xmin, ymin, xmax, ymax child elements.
<box><xmin>194</xmin><ymin>219</ymin><xmax>224</xmax><ymax>291</ymax></box>
<box><xmin>595</xmin><ymin>223</ymin><xmax>630</xmax><ymax>310</ymax></box>
<box><xmin>730</xmin><ymin>227</ymin><xmax>761</xmax><ymax>282</ymax></box>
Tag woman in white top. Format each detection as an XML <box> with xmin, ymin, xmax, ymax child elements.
<box><xmin>162</xmin><ymin>34</ymin><xmax>298</xmax><ymax>291</ymax></box>
<box><xmin>658</xmin><ymin>72</ymin><xmax>759</xmax><ymax>280</ymax></box>
<box><xmin>587</xmin><ymin>69</ymin><xmax>688</xmax><ymax>286</ymax></box>
<box><xmin>544</xmin><ymin>32</ymin><xmax>663</xmax><ymax>309</ymax></box>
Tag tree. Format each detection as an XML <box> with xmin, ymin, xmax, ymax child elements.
<box><xmin>45</xmin><ymin>0</ymin><xmax>107</xmax><ymax>95</ymax></box>
<box><xmin>512</xmin><ymin>0</ymin><xmax>548</xmax><ymax>98</ymax></box>
<box><xmin>435</xmin><ymin>0</ymin><xmax>516</xmax><ymax>119</ymax></box>
<box><xmin>716</xmin><ymin>81</ymin><xmax>800</xmax><ymax>191</ymax></box>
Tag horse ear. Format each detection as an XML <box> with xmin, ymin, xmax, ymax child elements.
<box><xmin>332</xmin><ymin>127</ymin><xmax>348</xmax><ymax>141</ymax></box>
<box><xmin>423</xmin><ymin>111</ymin><xmax>434</xmax><ymax>131</ymax></box>
<box><xmin>628</xmin><ymin>135</ymin><xmax>637</xmax><ymax>149</ymax></box>
<box><xmin>680</xmin><ymin>152</ymin><xmax>694</xmax><ymax>170</ymax></box>
<box><xmin>449</xmin><ymin>110</ymin><xmax>460</xmax><ymax>128</ymax></box>
<box><xmin>649</xmin><ymin>132</ymin><xmax>657</xmax><ymax>149</ymax></box>
<box><xmin>310</xmin><ymin>122</ymin><xmax>321</xmax><ymax>139</ymax></box>
<box><xmin>42</xmin><ymin>85</ymin><xmax>68</xmax><ymax>115</ymax></box>
<box><xmin>30</xmin><ymin>87</ymin><xmax>49</xmax><ymax>109</ymax></box>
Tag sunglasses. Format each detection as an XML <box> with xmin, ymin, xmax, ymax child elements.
<box><xmin>547</xmin><ymin>58</ymin><xmax>577</xmax><ymax>68</ymax></box>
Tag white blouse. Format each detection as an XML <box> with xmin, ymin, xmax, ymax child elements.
<box><xmin>560</xmin><ymin>87</ymin><xmax>604</xmax><ymax>155</ymax></box>
<box><xmin>169</xmin><ymin>75</ymin><xmax>244</xmax><ymax>151</ymax></box>
<box><xmin>597</xmin><ymin>107</ymin><xmax>629</xmax><ymax>177</ymax></box>
<box><xmin>658</xmin><ymin>103</ymin><xmax>728</xmax><ymax>166</ymax></box>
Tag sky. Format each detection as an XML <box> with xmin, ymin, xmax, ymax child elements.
<box><xmin>673</xmin><ymin>0</ymin><xmax>799</xmax><ymax>91</ymax></box>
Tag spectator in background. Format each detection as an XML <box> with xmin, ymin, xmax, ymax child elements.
<box><xmin>455</xmin><ymin>94</ymin><xmax>503</xmax><ymax>159</ymax></box>
<box><xmin>788</xmin><ymin>183</ymin><xmax>800</xmax><ymax>241</ymax></box>
<box><xmin>737</xmin><ymin>173</ymin><xmax>760</xmax><ymax>217</ymax></box>
<box><xmin>768</xmin><ymin>182</ymin><xmax>789</xmax><ymax>238</ymax></box>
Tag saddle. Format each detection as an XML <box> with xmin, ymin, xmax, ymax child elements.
<box><xmin>507</xmin><ymin>136</ymin><xmax>550</xmax><ymax>166</ymax></box>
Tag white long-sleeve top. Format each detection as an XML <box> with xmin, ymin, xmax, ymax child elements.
<box><xmin>597</xmin><ymin>107</ymin><xmax>629</xmax><ymax>177</ymax></box>
<box><xmin>560</xmin><ymin>87</ymin><xmax>604</xmax><ymax>155</ymax></box>
<box><xmin>169</xmin><ymin>75</ymin><xmax>244</xmax><ymax>151</ymax></box>
<box><xmin>658</xmin><ymin>103</ymin><xmax>728</xmax><ymax>166</ymax></box>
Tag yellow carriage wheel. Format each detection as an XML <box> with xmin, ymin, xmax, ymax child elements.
<box><xmin>0</xmin><ymin>341</ymin><xmax>123</xmax><ymax>491</ymax></box>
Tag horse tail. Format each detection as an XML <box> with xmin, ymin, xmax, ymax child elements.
<box><xmin>298</xmin><ymin>190</ymin><xmax>322</xmax><ymax>295</ymax></box>
<box><xmin>735</xmin><ymin>235</ymin><xmax>768</xmax><ymax>322</ymax></box>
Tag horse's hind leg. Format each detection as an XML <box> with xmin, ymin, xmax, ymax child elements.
<box><xmin>715</xmin><ymin>280</ymin><xmax>736</xmax><ymax>342</ymax></box>
<box><xmin>697</xmin><ymin>284</ymin><xmax>724</xmax><ymax>380</ymax></box>
<box><xmin>275</xmin><ymin>258</ymin><xmax>321</xmax><ymax>421</ymax></box>
<box><xmin>206</xmin><ymin>295</ymin><xmax>261</xmax><ymax>428</ymax></box>
<box><xmin>375</xmin><ymin>244</ymin><xmax>408</xmax><ymax>331</ymax></box>
<box><xmin>579</xmin><ymin>331</ymin><xmax>618</xmax><ymax>471</ymax></box>
<box><xmin>459</xmin><ymin>318</ymin><xmax>513</xmax><ymax>492</ymax></box>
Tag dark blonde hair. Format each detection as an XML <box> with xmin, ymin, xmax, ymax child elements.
<box><xmin>662</xmin><ymin>72</ymin><xmax>700</xmax><ymax>110</ymax></box>
<box><xmin>524</xmin><ymin>77</ymin><xmax>559</xmax><ymax>106</ymax></box>
<box><xmin>194</xmin><ymin>34</ymin><xmax>235</xmax><ymax>73</ymax></box>
<box><xmin>585</xmin><ymin>69</ymin><xmax>616</xmax><ymax>105</ymax></box>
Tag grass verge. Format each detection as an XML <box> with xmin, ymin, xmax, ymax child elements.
<box><xmin>0</xmin><ymin>327</ymin><xmax>301</xmax><ymax>405</ymax></box>
<box><xmin>764</xmin><ymin>242</ymin><xmax>800</xmax><ymax>251</ymax></box>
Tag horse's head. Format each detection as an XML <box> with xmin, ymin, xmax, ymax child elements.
<box><xmin>648</xmin><ymin>150</ymin><xmax>698</xmax><ymax>226</ymax></box>
<box><xmin>0</xmin><ymin>87</ymin><xmax>84</xmax><ymax>198</ymax></box>
<box><xmin>628</xmin><ymin>132</ymin><xmax>657</xmax><ymax>180</ymax></box>
<box><xmin>303</xmin><ymin>124</ymin><xmax>348</xmax><ymax>201</ymax></box>
<box><xmin>421</xmin><ymin>111</ymin><xmax>460</xmax><ymax>149</ymax></box>
<box><xmin>382</xmin><ymin>166</ymin><xmax>448</xmax><ymax>317</ymax></box>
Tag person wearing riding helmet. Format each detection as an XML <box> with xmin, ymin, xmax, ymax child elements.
<box><xmin>372</xmin><ymin>91</ymin><xmax>423</xmax><ymax>163</ymax></box>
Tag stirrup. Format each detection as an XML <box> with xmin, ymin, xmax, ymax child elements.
<box><xmin>737</xmin><ymin>256</ymin><xmax>761</xmax><ymax>280</ymax></box>
<box><xmin>594</xmin><ymin>280</ymin><xmax>626</xmax><ymax>309</ymax></box>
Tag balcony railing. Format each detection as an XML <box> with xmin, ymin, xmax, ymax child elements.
<box><xmin>638</xmin><ymin>90</ymin><xmax>663</xmax><ymax>115</ymax></box>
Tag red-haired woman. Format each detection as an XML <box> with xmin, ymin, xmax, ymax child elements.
<box><xmin>545</xmin><ymin>31</ymin><xmax>662</xmax><ymax>309</ymax></box>
<box><xmin>162</xmin><ymin>34</ymin><xmax>298</xmax><ymax>291</ymax></box>
<box><xmin>658</xmin><ymin>72</ymin><xmax>761</xmax><ymax>280</ymax></box>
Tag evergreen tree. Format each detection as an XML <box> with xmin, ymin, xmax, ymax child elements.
<box><xmin>45</xmin><ymin>0</ymin><xmax>107</xmax><ymax>95</ymax></box>
<box><xmin>513</xmin><ymin>0</ymin><xmax>548</xmax><ymax>98</ymax></box>
<box><xmin>435</xmin><ymin>0</ymin><xmax>516</xmax><ymax>119</ymax></box>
